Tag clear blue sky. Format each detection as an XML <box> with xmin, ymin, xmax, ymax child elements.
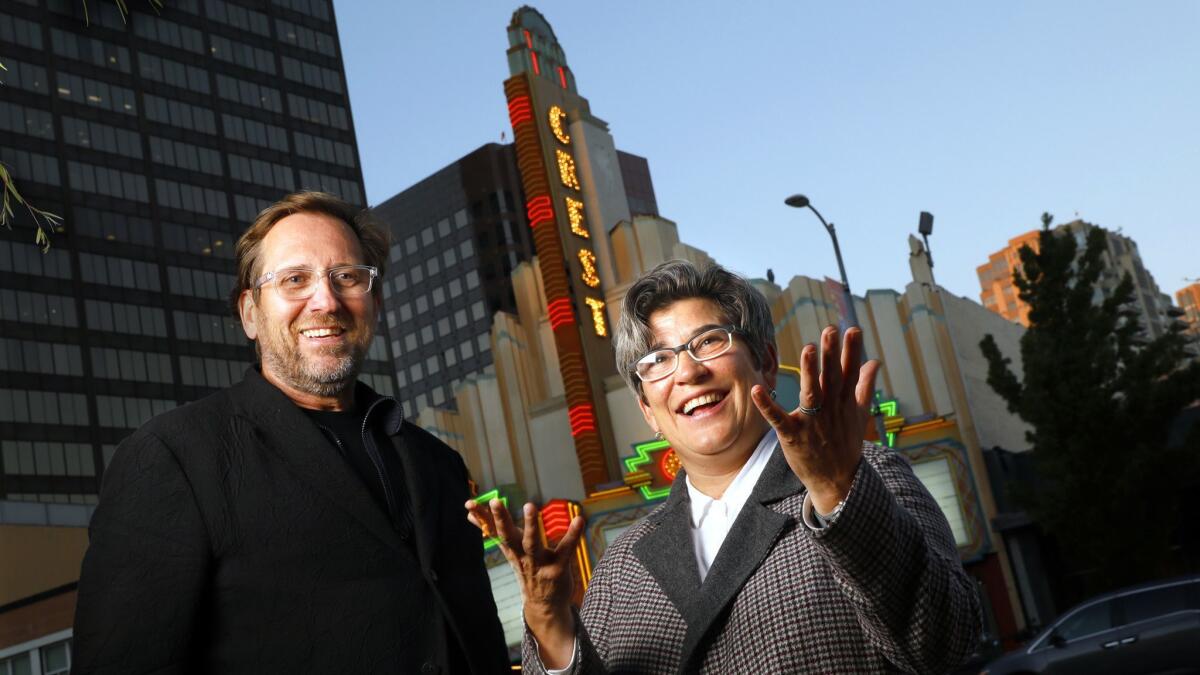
<box><xmin>337</xmin><ymin>1</ymin><xmax>1198</xmax><ymax>303</ymax></box>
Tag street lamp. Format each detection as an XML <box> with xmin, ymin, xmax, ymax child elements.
<box><xmin>784</xmin><ymin>194</ymin><xmax>859</xmax><ymax>328</ymax></box>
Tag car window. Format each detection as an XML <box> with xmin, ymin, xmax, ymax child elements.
<box><xmin>1055</xmin><ymin>599</ymin><xmax>1114</xmax><ymax>641</ymax></box>
<box><xmin>1123</xmin><ymin>585</ymin><xmax>1189</xmax><ymax>624</ymax></box>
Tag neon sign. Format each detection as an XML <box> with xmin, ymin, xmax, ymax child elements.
<box><xmin>584</xmin><ymin>297</ymin><xmax>607</xmax><ymax>337</ymax></box>
<box><xmin>548</xmin><ymin>105</ymin><xmax>570</xmax><ymax>144</ymax></box>
<box><xmin>578</xmin><ymin>249</ymin><xmax>600</xmax><ymax>288</ymax></box>
<box><xmin>556</xmin><ymin>149</ymin><xmax>580</xmax><ymax>190</ymax></box>
<box><xmin>565</xmin><ymin>197</ymin><xmax>588</xmax><ymax>238</ymax></box>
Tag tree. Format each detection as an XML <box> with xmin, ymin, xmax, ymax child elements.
<box><xmin>1</xmin><ymin>0</ymin><xmax>161</xmax><ymax>250</ymax></box>
<box><xmin>980</xmin><ymin>213</ymin><xmax>1200</xmax><ymax>595</ymax></box>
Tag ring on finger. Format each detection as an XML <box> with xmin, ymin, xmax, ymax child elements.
<box><xmin>798</xmin><ymin>403</ymin><xmax>822</xmax><ymax>416</ymax></box>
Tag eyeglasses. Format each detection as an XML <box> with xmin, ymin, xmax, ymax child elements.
<box><xmin>633</xmin><ymin>325</ymin><xmax>740</xmax><ymax>383</ymax></box>
<box><xmin>254</xmin><ymin>265</ymin><xmax>378</xmax><ymax>301</ymax></box>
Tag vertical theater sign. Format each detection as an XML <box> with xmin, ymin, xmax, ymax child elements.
<box><xmin>503</xmin><ymin>9</ymin><xmax>622</xmax><ymax>493</ymax></box>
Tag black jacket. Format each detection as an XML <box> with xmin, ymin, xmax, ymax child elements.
<box><xmin>73</xmin><ymin>368</ymin><xmax>509</xmax><ymax>674</ymax></box>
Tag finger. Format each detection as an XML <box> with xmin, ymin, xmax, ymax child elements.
<box><xmin>521</xmin><ymin>502</ymin><xmax>541</xmax><ymax>556</ymax></box>
<box><xmin>799</xmin><ymin>342</ymin><xmax>820</xmax><ymax>410</ymax></box>
<box><xmin>490</xmin><ymin>498</ymin><xmax>523</xmax><ymax>555</ymax></box>
<box><xmin>841</xmin><ymin>328</ymin><xmax>864</xmax><ymax>404</ymax></box>
<box><xmin>856</xmin><ymin>359</ymin><xmax>882</xmax><ymax>413</ymax></box>
<box><xmin>751</xmin><ymin>383</ymin><xmax>797</xmax><ymax>439</ymax></box>
<box><xmin>552</xmin><ymin>515</ymin><xmax>587</xmax><ymax>558</ymax></box>
<box><xmin>464</xmin><ymin>502</ymin><xmax>493</xmax><ymax>537</ymax></box>
<box><xmin>819</xmin><ymin>325</ymin><xmax>841</xmax><ymax>402</ymax></box>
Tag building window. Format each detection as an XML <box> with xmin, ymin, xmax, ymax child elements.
<box><xmin>275</xmin><ymin>17</ymin><xmax>336</xmax><ymax>56</ymax></box>
<box><xmin>0</xmin><ymin>240</ymin><xmax>72</xmax><ymax>279</ymax></box>
<box><xmin>138</xmin><ymin>53</ymin><xmax>209</xmax><ymax>92</ymax></box>
<box><xmin>0</xmin><ymin>57</ymin><xmax>49</xmax><ymax>94</ymax></box>
<box><xmin>87</xmin><ymin>299</ymin><xmax>168</xmax><ymax>336</ymax></box>
<box><xmin>216</xmin><ymin>74</ymin><xmax>282</xmax><ymax>112</ymax></box>
<box><xmin>156</xmin><ymin>179</ymin><xmax>229</xmax><ymax>217</ymax></box>
<box><xmin>1</xmin><ymin>289</ymin><xmax>78</xmax><ymax>327</ymax></box>
<box><xmin>207</xmin><ymin>0</ymin><xmax>270</xmax><ymax>35</ymax></box>
<box><xmin>132</xmin><ymin>13</ymin><xmax>204</xmax><ymax>52</ymax></box>
<box><xmin>145</xmin><ymin>94</ymin><xmax>216</xmax><ymax>134</ymax></box>
<box><xmin>0</xmin><ymin>389</ymin><xmax>90</xmax><ymax>425</ymax></box>
<box><xmin>210</xmin><ymin>35</ymin><xmax>277</xmax><ymax>74</ymax></box>
<box><xmin>50</xmin><ymin>28</ymin><xmax>129</xmax><ymax>72</ymax></box>
<box><xmin>95</xmin><ymin>395</ymin><xmax>175</xmax><ymax>429</ymax></box>
<box><xmin>55</xmin><ymin>72</ymin><xmax>136</xmax><ymax>114</ymax></box>
<box><xmin>68</xmin><ymin>161</ymin><xmax>148</xmax><ymax>200</ymax></box>
<box><xmin>79</xmin><ymin>253</ymin><xmax>161</xmax><ymax>291</ymax></box>
<box><xmin>0</xmin><ymin>338</ymin><xmax>84</xmax><ymax>377</ymax></box>
<box><xmin>91</xmin><ymin>347</ymin><xmax>174</xmax><ymax>383</ymax></box>
<box><xmin>149</xmin><ymin>137</ymin><xmax>223</xmax><ymax>175</ymax></box>
<box><xmin>1</xmin><ymin>148</ymin><xmax>60</xmax><ymax>187</ymax></box>
<box><xmin>0</xmin><ymin>101</ymin><xmax>55</xmax><ymax>140</ymax></box>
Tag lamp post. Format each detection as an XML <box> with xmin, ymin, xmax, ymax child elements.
<box><xmin>784</xmin><ymin>194</ymin><xmax>859</xmax><ymax>328</ymax></box>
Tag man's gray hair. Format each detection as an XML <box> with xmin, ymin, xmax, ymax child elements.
<box><xmin>614</xmin><ymin>260</ymin><xmax>776</xmax><ymax>400</ymax></box>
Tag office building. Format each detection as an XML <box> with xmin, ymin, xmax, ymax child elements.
<box><xmin>978</xmin><ymin>220</ymin><xmax>1179</xmax><ymax>341</ymax></box>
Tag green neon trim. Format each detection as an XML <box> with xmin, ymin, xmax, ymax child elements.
<box><xmin>878</xmin><ymin>400</ymin><xmax>898</xmax><ymax>417</ymax></box>
<box><xmin>625</xmin><ymin>439</ymin><xmax>670</xmax><ymax>473</ymax></box>
<box><xmin>475</xmin><ymin>488</ymin><xmax>508</xmax><ymax>550</ymax></box>
<box><xmin>638</xmin><ymin>484</ymin><xmax>672</xmax><ymax>501</ymax></box>
<box><xmin>886</xmin><ymin>431</ymin><xmax>896</xmax><ymax>447</ymax></box>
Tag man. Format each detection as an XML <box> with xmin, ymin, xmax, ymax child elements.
<box><xmin>73</xmin><ymin>192</ymin><xmax>508</xmax><ymax>674</ymax></box>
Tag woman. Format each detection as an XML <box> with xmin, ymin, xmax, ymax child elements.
<box><xmin>466</xmin><ymin>260</ymin><xmax>980</xmax><ymax>673</ymax></box>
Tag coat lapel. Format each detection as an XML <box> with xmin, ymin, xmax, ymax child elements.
<box><xmin>393</xmin><ymin>425</ymin><xmax>440</xmax><ymax>572</ymax></box>
<box><xmin>231</xmin><ymin>370</ymin><xmax>406</xmax><ymax>556</ymax></box>
<box><xmin>632</xmin><ymin>477</ymin><xmax>703</xmax><ymax>617</ymax></box>
<box><xmin>678</xmin><ymin>446</ymin><xmax>805</xmax><ymax>672</ymax></box>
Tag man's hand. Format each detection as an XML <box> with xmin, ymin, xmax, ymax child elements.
<box><xmin>751</xmin><ymin>325</ymin><xmax>881</xmax><ymax>514</ymax></box>
<box><xmin>465</xmin><ymin>498</ymin><xmax>583</xmax><ymax>669</ymax></box>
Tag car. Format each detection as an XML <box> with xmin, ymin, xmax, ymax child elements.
<box><xmin>982</xmin><ymin>574</ymin><xmax>1200</xmax><ymax>674</ymax></box>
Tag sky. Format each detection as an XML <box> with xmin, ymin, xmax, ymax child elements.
<box><xmin>336</xmin><ymin>1</ymin><xmax>1199</xmax><ymax>303</ymax></box>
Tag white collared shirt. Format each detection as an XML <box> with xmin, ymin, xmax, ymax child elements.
<box><xmin>684</xmin><ymin>428</ymin><xmax>778</xmax><ymax>582</ymax></box>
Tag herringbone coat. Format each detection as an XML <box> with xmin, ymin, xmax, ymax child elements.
<box><xmin>524</xmin><ymin>442</ymin><xmax>981</xmax><ymax>674</ymax></box>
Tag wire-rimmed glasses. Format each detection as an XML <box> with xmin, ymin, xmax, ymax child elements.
<box><xmin>254</xmin><ymin>265</ymin><xmax>378</xmax><ymax>301</ymax></box>
<box><xmin>633</xmin><ymin>325</ymin><xmax>740</xmax><ymax>383</ymax></box>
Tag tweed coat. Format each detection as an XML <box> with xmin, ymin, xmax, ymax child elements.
<box><xmin>524</xmin><ymin>442</ymin><xmax>981</xmax><ymax>674</ymax></box>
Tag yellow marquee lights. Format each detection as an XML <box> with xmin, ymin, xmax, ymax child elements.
<box><xmin>578</xmin><ymin>249</ymin><xmax>600</xmax><ymax>288</ymax></box>
<box><xmin>548</xmin><ymin>105</ymin><xmax>570</xmax><ymax>144</ymax></box>
<box><xmin>556</xmin><ymin>149</ymin><xmax>581</xmax><ymax>190</ymax></box>
<box><xmin>566</xmin><ymin>197</ymin><xmax>588</xmax><ymax>238</ymax></box>
<box><xmin>584</xmin><ymin>297</ymin><xmax>607</xmax><ymax>337</ymax></box>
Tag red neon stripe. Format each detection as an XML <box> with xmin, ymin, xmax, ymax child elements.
<box><xmin>524</xmin><ymin>30</ymin><xmax>533</xmax><ymax>49</ymax></box>
<box><xmin>526</xmin><ymin>195</ymin><xmax>554</xmax><ymax>228</ymax></box>
<box><xmin>531</xmin><ymin>51</ymin><xmax>540</xmax><ymax>75</ymax></box>
<box><xmin>541</xmin><ymin>499</ymin><xmax>572</xmax><ymax>539</ymax></box>
<box><xmin>557</xmin><ymin>66</ymin><xmax>567</xmax><ymax>89</ymax></box>
<box><xmin>568</xmin><ymin>404</ymin><xmax>596</xmax><ymax>437</ymax></box>
<box><xmin>507</xmin><ymin>96</ymin><xmax>532</xmax><ymax>127</ymax></box>
<box><xmin>547</xmin><ymin>298</ymin><xmax>574</xmax><ymax>330</ymax></box>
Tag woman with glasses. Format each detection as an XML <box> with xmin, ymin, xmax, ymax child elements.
<box><xmin>469</xmin><ymin>260</ymin><xmax>981</xmax><ymax>673</ymax></box>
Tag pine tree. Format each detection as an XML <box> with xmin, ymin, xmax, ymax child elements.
<box><xmin>980</xmin><ymin>213</ymin><xmax>1200</xmax><ymax>594</ymax></box>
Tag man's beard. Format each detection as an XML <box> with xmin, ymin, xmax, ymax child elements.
<box><xmin>258</xmin><ymin>313</ymin><xmax>371</xmax><ymax>397</ymax></box>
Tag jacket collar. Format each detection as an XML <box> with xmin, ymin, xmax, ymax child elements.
<box><xmin>633</xmin><ymin>443</ymin><xmax>804</xmax><ymax>673</ymax></box>
<box><xmin>230</xmin><ymin>368</ymin><xmax>412</xmax><ymax>558</ymax></box>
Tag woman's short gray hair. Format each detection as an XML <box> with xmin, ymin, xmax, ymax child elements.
<box><xmin>614</xmin><ymin>260</ymin><xmax>776</xmax><ymax>400</ymax></box>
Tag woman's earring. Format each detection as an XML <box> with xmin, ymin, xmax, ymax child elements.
<box><xmin>770</xmin><ymin>389</ymin><xmax>777</xmax><ymax>400</ymax></box>
<box><xmin>654</xmin><ymin>431</ymin><xmax>664</xmax><ymax>441</ymax></box>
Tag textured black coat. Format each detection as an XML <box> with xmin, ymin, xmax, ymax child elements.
<box><xmin>73</xmin><ymin>369</ymin><xmax>509</xmax><ymax>674</ymax></box>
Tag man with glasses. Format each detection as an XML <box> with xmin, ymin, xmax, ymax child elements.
<box><xmin>73</xmin><ymin>192</ymin><xmax>509</xmax><ymax>674</ymax></box>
